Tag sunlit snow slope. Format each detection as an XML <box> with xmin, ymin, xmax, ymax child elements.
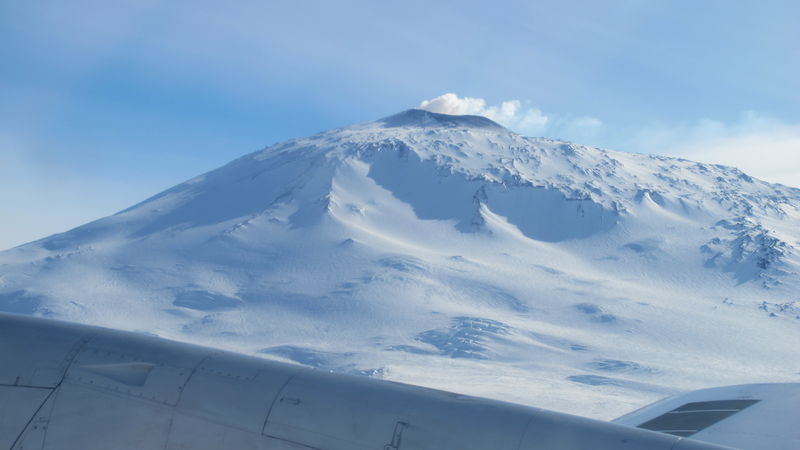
<box><xmin>1</xmin><ymin>109</ymin><xmax>799</xmax><ymax>418</ymax></box>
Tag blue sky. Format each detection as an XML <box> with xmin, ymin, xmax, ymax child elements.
<box><xmin>1</xmin><ymin>0</ymin><xmax>799</xmax><ymax>249</ymax></box>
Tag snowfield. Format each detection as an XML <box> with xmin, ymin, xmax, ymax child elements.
<box><xmin>1</xmin><ymin>109</ymin><xmax>798</xmax><ymax>419</ymax></box>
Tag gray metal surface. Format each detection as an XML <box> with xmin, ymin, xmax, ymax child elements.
<box><xmin>0</xmin><ymin>386</ymin><xmax>51</xmax><ymax>449</ymax></box>
<box><xmin>0</xmin><ymin>313</ymin><xmax>733</xmax><ymax>449</ymax></box>
<box><xmin>615</xmin><ymin>383</ymin><xmax>800</xmax><ymax>449</ymax></box>
<box><xmin>636</xmin><ymin>400</ymin><xmax>759</xmax><ymax>437</ymax></box>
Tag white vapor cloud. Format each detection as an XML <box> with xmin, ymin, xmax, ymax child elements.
<box><xmin>419</xmin><ymin>95</ymin><xmax>799</xmax><ymax>188</ymax></box>
<box><xmin>636</xmin><ymin>112</ymin><xmax>800</xmax><ymax>188</ymax></box>
<box><xmin>418</xmin><ymin>93</ymin><xmax>600</xmax><ymax>139</ymax></box>
<box><xmin>419</xmin><ymin>93</ymin><xmax>488</xmax><ymax>116</ymax></box>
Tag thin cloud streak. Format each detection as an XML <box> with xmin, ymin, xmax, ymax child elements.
<box><xmin>419</xmin><ymin>94</ymin><xmax>800</xmax><ymax>189</ymax></box>
<box><xmin>634</xmin><ymin>112</ymin><xmax>800</xmax><ymax>188</ymax></box>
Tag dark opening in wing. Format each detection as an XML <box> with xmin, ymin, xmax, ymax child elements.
<box><xmin>636</xmin><ymin>399</ymin><xmax>760</xmax><ymax>437</ymax></box>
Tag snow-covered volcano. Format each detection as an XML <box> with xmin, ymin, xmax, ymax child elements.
<box><xmin>2</xmin><ymin>109</ymin><xmax>799</xmax><ymax>418</ymax></box>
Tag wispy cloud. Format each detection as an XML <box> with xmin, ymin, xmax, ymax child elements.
<box><xmin>633</xmin><ymin>112</ymin><xmax>800</xmax><ymax>188</ymax></box>
<box><xmin>0</xmin><ymin>131</ymin><xmax>183</xmax><ymax>250</ymax></box>
<box><xmin>418</xmin><ymin>93</ymin><xmax>601</xmax><ymax>141</ymax></box>
<box><xmin>419</xmin><ymin>94</ymin><xmax>800</xmax><ymax>188</ymax></box>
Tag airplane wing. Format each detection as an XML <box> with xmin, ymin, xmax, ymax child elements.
<box><xmin>614</xmin><ymin>383</ymin><xmax>800</xmax><ymax>450</ymax></box>
<box><xmin>0</xmin><ymin>312</ymin><xmax>778</xmax><ymax>449</ymax></box>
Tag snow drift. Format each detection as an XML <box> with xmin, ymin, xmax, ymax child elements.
<box><xmin>1</xmin><ymin>109</ymin><xmax>799</xmax><ymax>418</ymax></box>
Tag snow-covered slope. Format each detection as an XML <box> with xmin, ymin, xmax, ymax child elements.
<box><xmin>1</xmin><ymin>109</ymin><xmax>799</xmax><ymax>418</ymax></box>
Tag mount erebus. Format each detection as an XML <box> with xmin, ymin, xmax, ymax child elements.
<box><xmin>1</xmin><ymin>109</ymin><xmax>798</xmax><ymax>418</ymax></box>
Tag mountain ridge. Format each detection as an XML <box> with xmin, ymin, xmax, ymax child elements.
<box><xmin>1</xmin><ymin>109</ymin><xmax>799</xmax><ymax>418</ymax></box>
